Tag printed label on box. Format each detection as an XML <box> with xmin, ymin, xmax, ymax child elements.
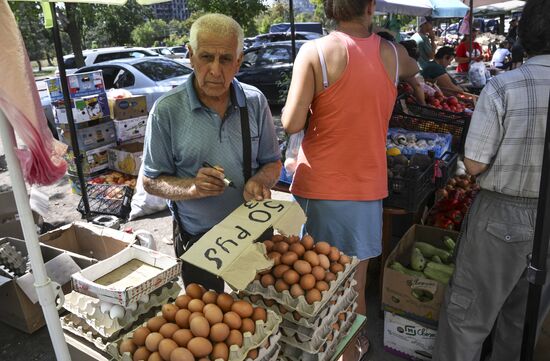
<box><xmin>384</xmin><ymin>312</ymin><xmax>436</xmax><ymax>361</ymax></box>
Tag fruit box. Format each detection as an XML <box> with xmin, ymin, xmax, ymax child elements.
<box><xmin>52</xmin><ymin>92</ymin><xmax>110</xmax><ymax>124</ymax></box>
<box><xmin>382</xmin><ymin>224</ymin><xmax>459</xmax><ymax>326</ymax></box>
<box><xmin>108</xmin><ymin>96</ymin><xmax>147</xmax><ymax>120</ymax></box>
<box><xmin>383</xmin><ymin>311</ymin><xmax>437</xmax><ymax>361</ymax></box>
<box><xmin>57</xmin><ymin>119</ymin><xmax>116</xmax><ymax>151</ymax></box>
<box><xmin>66</xmin><ymin>142</ymin><xmax>116</xmax><ymax>175</ymax></box>
<box><xmin>46</xmin><ymin>71</ymin><xmax>106</xmax><ymax>102</ymax></box>
<box><xmin>107</xmin><ymin>142</ymin><xmax>143</xmax><ymax>176</ymax></box>
<box><xmin>113</xmin><ymin>115</ymin><xmax>147</xmax><ymax>143</ymax></box>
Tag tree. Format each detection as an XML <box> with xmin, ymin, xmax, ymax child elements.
<box><xmin>187</xmin><ymin>0</ymin><xmax>266</xmax><ymax>35</ymax></box>
<box><xmin>131</xmin><ymin>19</ymin><xmax>169</xmax><ymax>47</ymax></box>
<box><xmin>255</xmin><ymin>2</ymin><xmax>289</xmax><ymax>34</ymax></box>
<box><xmin>64</xmin><ymin>3</ymin><xmax>86</xmax><ymax>68</ymax></box>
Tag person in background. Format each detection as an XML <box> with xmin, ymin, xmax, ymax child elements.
<box><xmin>455</xmin><ymin>28</ymin><xmax>483</xmax><ymax>73</ymax></box>
<box><xmin>433</xmin><ymin>1</ymin><xmax>550</xmax><ymax>360</ymax></box>
<box><xmin>281</xmin><ymin>0</ymin><xmax>420</xmax><ymax>358</ymax></box>
<box><xmin>400</xmin><ymin>40</ymin><xmax>419</xmax><ymax>60</ymax></box>
<box><xmin>491</xmin><ymin>40</ymin><xmax>512</xmax><ymax>70</ymax></box>
<box><xmin>507</xmin><ymin>18</ymin><xmax>518</xmax><ymax>43</ymax></box>
<box><xmin>511</xmin><ymin>38</ymin><xmax>526</xmax><ymax>69</ymax></box>
<box><xmin>142</xmin><ymin>13</ymin><xmax>282</xmax><ymax>293</ymax></box>
<box><xmin>412</xmin><ymin>16</ymin><xmax>437</xmax><ymax>69</ymax></box>
<box><xmin>421</xmin><ymin>46</ymin><xmax>464</xmax><ymax>93</ymax></box>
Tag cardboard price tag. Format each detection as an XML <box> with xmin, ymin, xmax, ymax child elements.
<box><xmin>181</xmin><ymin>200</ymin><xmax>306</xmax><ymax>290</ymax></box>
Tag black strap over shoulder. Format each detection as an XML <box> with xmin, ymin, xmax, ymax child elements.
<box><xmin>232</xmin><ymin>82</ymin><xmax>252</xmax><ymax>182</ymax></box>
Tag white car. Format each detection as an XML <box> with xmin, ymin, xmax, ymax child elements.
<box><xmin>61</xmin><ymin>47</ymin><xmax>159</xmax><ymax>74</ymax></box>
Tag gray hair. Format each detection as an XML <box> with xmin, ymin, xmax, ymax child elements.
<box><xmin>189</xmin><ymin>13</ymin><xmax>244</xmax><ymax>55</ymax></box>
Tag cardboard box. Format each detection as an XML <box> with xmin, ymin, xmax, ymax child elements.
<box><xmin>72</xmin><ymin>245</ymin><xmax>181</xmax><ymax>306</ymax></box>
<box><xmin>384</xmin><ymin>311</ymin><xmax>437</xmax><ymax>361</ymax></box>
<box><xmin>0</xmin><ymin>190</ymin><xmax>41</xmax><ymax>239</ymax></box>
<box><xmin>382</xmin><ymin>224</ymin><xmax>459</xmax><ymax>326</ymax></box>
<box><xmin>46</xmin><ymin>71</ymin><xmax>106</xmax><ymax>102</ymax></box>
<box><xmin>52</xmin><ymin>92</ymin><xmax>110</xmax><ymax>125</ymax></box>
<box><xmin>107</xmin><ymin>142</ymin><xmax>143</xmax><ymax>176</ymax></box>
<box><xmin>57</xmin><ymin>119</ymin><xmax>116</xmax><ymax>151</ymax></box>
<box><xmin>108</xmin><ymin>96</ymin><xmax>147</xmax><ymax>120</ymax></box>
<box><xmin>113</xmin><ymin>116</ymin><xmax>147</xmax><ymax>143</ymax></box>
<box><xmin>66</xmin><ymin>142</ymin><xmax>116</xmax><ymax>175</ymax></box>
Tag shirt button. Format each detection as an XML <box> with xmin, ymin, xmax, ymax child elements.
<box><xmin>505</xmin><ymin>235</ymin><xmax>511</xmax><ymax>241</ymax></box>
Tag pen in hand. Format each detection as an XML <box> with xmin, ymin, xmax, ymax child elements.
<box><xmin>202</xmin><ymin>161</ymin><xmax>236</xmax><ymax>188</ymax></box>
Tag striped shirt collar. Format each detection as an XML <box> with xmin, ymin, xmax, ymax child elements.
<box><xmin>525</xmin><ymin>54</ymin><xmax>550</xmax><ymax>67</ymax></box>
<box><xmin>185</xmin><ymin>73</ymin><xmax>246</xmax><ymax>111</ymax></box>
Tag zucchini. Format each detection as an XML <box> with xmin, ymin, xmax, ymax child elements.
<box><xmin>431</xmin><ymin>255</ymin><xmax>443</xmax><ymax>264</ymax></box>
<box><xmin>423</xmin><ymin>267</ymin><xmax>451</xmax><ymax>284</ymax></box>
<box><xmin>415</xmin><ymin>242</ymin><xmax>452</xmax><ymax>263</ymax></box>
<box><xmin>443</xmin><ymin>236</ymin><xmax>456</xmax><ymax>252</ymax></box>
<box><xmin>425</xmin><ymin>261</ymin><xmax>454</xmax><ymax>276</ymax></box>
<box><xmin>390</xmin><ymin>261</ymin><xmax>424</xmax><ymax>278</ymax></box>
<box><xmin>411</xmin><ymin>247</ymin><xmax>426</xmax><ymax>271</ymax></box>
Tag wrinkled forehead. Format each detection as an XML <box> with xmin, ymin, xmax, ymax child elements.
<box><xmin>196</xmin><ymin>32</ymin><xmax>239</xmax><ymax>55</ymax></box>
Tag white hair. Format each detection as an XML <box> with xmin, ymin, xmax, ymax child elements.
<box><xmin>189</xmin><ymin>13</ymin><xmax>244</xmax><ymax>55</ymax></box>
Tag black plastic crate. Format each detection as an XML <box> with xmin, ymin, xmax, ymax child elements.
<box><xmin>435</xmin><ymin>152</ymin><xmax>459</xmax><ymax>189</ymax></box>
<box><xmin>384</xmin><ymin>159</ymin><xmax>436</xmax><ymax>212</ymax></box>
<box><xmin>77</xmin><ymin>184</ymin><xmax>133</xmax><ymax>219</ymax></box>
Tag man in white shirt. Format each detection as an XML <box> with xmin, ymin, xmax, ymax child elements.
<box><xmin>491</xmin><ymin>40</ymin><xmax>512</xmax><ymax>69</ymax></box>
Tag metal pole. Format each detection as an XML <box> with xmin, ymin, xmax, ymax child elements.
<box><xmin>289</xmin><ymin>0</ymin><xmax>296</xmax><ymax>62</ymax></box>
<box><xmin>520</xmin><ymin>93</ymin><xmax>550</xmax><ymax>361</ymax></box>
<box><xmin>0</xmin><ymin>109</ymin><xmax>71</xmax><ymax>361</ymax></box>
<box><xmin>469</xmin><ymin>1</ymin><xmax>473</xmax><ymax>63</ymax></box>
<box><xmin>49</xmin><ymin>2</ymin><xmax>90</xmax><ymax>216</ymax></box>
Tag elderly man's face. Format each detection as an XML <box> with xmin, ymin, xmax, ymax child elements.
<box><xmin>189</xmin><ymin>32</ymin><xmax>242</xmax><ymax>98</ymax></box>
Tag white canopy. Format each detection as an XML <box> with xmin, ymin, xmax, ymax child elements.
<box><xmin>474</xmin><ymin>0</ymin><xmax>525</xmax><ymax>15</ymax></box>
<box><xmin>376</xmin><ymin>0</ymin><xmax>433</xmax><ymax>17</ymax></box>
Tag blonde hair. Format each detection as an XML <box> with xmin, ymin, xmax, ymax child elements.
<box><xmin>189</xmin><ymin>13</ymin><xmax>244</xmax><ymax>55</ymax></box>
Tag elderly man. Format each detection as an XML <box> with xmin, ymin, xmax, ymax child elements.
<box><xmin>142</xmin><ymin>13</ymin><xmax>282</xmax><ymax>292</ymax></box>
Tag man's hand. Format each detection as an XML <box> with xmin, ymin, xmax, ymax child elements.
<box><xmin>243</xmin><ymin>179</ymin><xmax>271</xmax><ymax>201</ymax></box>
<box><xmin>193</xmin><ymin>166</ymin><xmax>226</xmax><ymax>198</ymax></box>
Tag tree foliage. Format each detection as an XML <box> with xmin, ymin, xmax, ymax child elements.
<box><xmin>255</xmin><ymin>3</ymin><xmax>289</xmax><ymax>34</ymax></box>
<box><xmin>187</xmin><ymin>0</ymin><xmax>266</xmax><ymax>35</ymax></box>
<box><xmin>131</xmin><ymin>19</ymin><xmax>169</xmax><ymax>47</ymax></box>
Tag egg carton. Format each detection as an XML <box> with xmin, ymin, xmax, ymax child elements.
<box><xmin>61</xmin><ymin>313</ymin><xmax>113</xmax><ymax>351</ymax></box>
<box><xmin>0</xmin><ymin>242</ymin><xmax>27</xmax><ymax>276</ymax></box>
<box><xmin>108</xmin><ymin>308</ymin><xmax>282</xmax><ymax>361</ymax></box>
<box><xmin>63</xmin><ymin>281</ymin><xmax>181</xmax><ymax>338</ymax></box>
<box><xmin>245</xmin><ymin>331</ymin><xmax>282</xmax><ymax>361</ymax></box>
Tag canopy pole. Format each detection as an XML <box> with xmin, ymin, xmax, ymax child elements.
<box><xmin>469</xmin><ymin>0</ymin><xmax>473</xmax><ymax>63</ymax></box>
<box><xmin>0</xmin><ymin>109</ymin><xmax>71</xmax><ymax>361</ymax></box>
<box><xmin>289</xmin><ymin>0</ymin><xmax>296</xmax><ymax>62</ymax></box>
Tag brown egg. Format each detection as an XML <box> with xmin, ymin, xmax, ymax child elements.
<box><xmin>260</xmin><ymin>273</ymin><xmax>275</xmax><ymax>287</ymax></box>
<box><xmin>289</xmin><ymin>242</ymin><xmax>306</xmax><ymax>257</ymax></box>
<box><xmin>293</xmin><ymin>260</ymin><xmax>312</xmax><ymax>275</ymax></box>
<box><xmin>187</xmin><ymin>299</ymin><xmax>205</xmax><ymax>313</ymax></box>
<box><xmin>159</xmin><ymin>323</ymin><xmax>180</xmax><ymax>338</ymax></box>
<box><xmin>267</xmin><ymin>252</ymin><xmax>282</xmax><ymax>266</ymax></box>
<box><xmin>226</xmin><ymin>329</ymin><xmax>243</xmax><ymax>347</ymax></box>
<box><xmin>172</xmin><ymin>329</ymin><xmax>193</xmax><ymax>347</ymax></box>
<box><xmin>162</xmin><ymin>304</ymin><xmax>179</xmax><ymax>323</ymax></box>
<box><xmin>272</xmin><ymin>264</ymin><xmax>290</xmax><ymax>278</ymax></box>
<box><xmin>315</xmin><ymin>280</ymin><xmax>330</xmax><ymax>292</ymax></box>
<box><xmin>203</xmin><ymin>303</ymin><xmax>223</xmax><ymax>325</ymax></box>
<box><xmin>190</xmin><ymin>316</ymin><xmax>210</xmax><ymax>338</ymax></box>
<box><xmin>147</xmin><ymin>317</ymin><xmax>167</xmax><ymax>332</ymax></box>
<box><xmin>145</xmin><ymin>332</ymin><xmax>164</xmax><ymax>352</ymax></box>
<box><xmin>289</xmin><ymin>235</ymin><xmax>301</xmax><ymax>244</ymax></box>
<box><xmin>201</xmin><ymin>291</ymin><xmax>218</xmax><ymax>305</ymax></box>
<box><xmin>332</xmin><ymin>322</ymin><xmax>340</xmax><ymax>331</ymax></box>
<box><xmin>318</xmin><ymin>254</ymin><xmax>330</xmax><ymax>270</ymax></box>
<box><xmin>247</xmin><ymin>348</ymin><xmax>259</xmax><ymax>359</ymax></box>
<box><xmin>189</xmin><ymin>312</ymin><xmax>205</xmax><ymax>324</ymax></box>
<box><xmin>303</xmin><ymin>251</ymin><xmax>320</xmax><ymax>267</ymax></box>
<box><xmin>299</xmin><ymin>274</ymin><xmax>316</xmax><ymax>290</ymax></box>
<box><xmin>271</xmin><ymin>234</ymin><xmax>284</xmax><ymax>242</ymax></box>
<box><xmin>210</xmin><ymin>322</ymin><xmax>230</xmax><ymax>342</ymax></box>
<box><xmin>216</xmin><ymin>293</ymin><xmax>234</xmax><ymax>313</ymax></box>
<box><xmin>330</xmin><ymin>262</ymin><xmax>345</xmax><ymax>274</ymax></box>
<box><xmin>175</xmin><ymin>309</ymin><xmax>191</xmax><ymax>329</ymax></box>
<box><xmin>147</xmin><ymin>352</ymin><xmax>162</xmax><ymax>361</ymax></box>
<box><xmin>338</xmin><ymin>312</ymin><xmax>346</xmax><ymax>321</ymax></box>
<box><xmin>187</xmin><ymin>337</ymin><xmax>213</xmax><ymax>358</ymax></box>
<box><xmin>169</xmin><ymin>347</ymin><xmax>194</xmax><ymax>361</ymax></box>
<box><xmin>223</xmin><ymin>311</ymin><xmax>242</xmax><ymax>330</ymax></box>
<box><xmin>263</xmin><ymin>240</ymin><xmax>274</xmax><ymax>252</ymax></box>
<box><xmin>315</xmin><ymin>242</ymin><xmax>331</xmax><ymax>255</ymax></box>
<box><xmin>301</xmin><ymin>234</ymin><xmax>315</xmax><ymax>250</ymax></box>
<box><xmin>278</xmin><ymin>304</ymin><xmax>288</xmax><ymax>314</ymax></box>
<box><xmin>133</xmin><ymin>346</ymin><xmax>151</xmax><ymax>361</ymax></box>
<box><xmin>240</xmin><ymin>318</ymin><xmax>256</xmax><ymax>334</ymax></box>
<box><xmin>282</xmin><ymin>269</ymin><xmax>300</xmax><ymax>285</ymax></box>
<box><xmin>133</xmin><ymin>327</ymin><xmax>151</xmax><ymax>347</ymax></box>
<box><xmin>290</xmin><ymin>284</ymin><xmax>305</xmax><ymax>298</ymax></box>
<box><xmin>280</xmin><ymin>251</ymin><xmax>298</xmax><ymax>266</ymax></box>
<box><xmin>339</xmin><ymin>254</ymin><xmax>352</xmax><ymax>265</ymax></box>
<box><xmin>185</xmin><ymin>283</ymin><xmax>204</xmax><ymax>300</ymax></box>
<box><xmin>120</xmin><ymin>339</ymin><xmax>137</xmax><ymax>355</ymax></box>
<box><xmin>159</xmin><ymin>338</ymin><xmax>178</xmax><ymax>361</ymax></box>
<box><xmin>305</xmin><ymin>289</ymin><xmax>322</xmax><ymax>304</ymax></box>
<box><xmin>231</xmin><ymin>300</ymin><xmax>254</xmax><ymax>318</ymax></box>
<box><xmin>292</xmin><ymin>311</ymin><xmax>302</xmax><ymax>321</ymax></box>
<box><xmin>212</xmin><ymin>342</ymin><xmax>229</xmax><ymax>361</ymax></box>
<box><xmin>328</xmin><ymin>247</ymin><xmax>341</xmax><ymax>262</ymax></box>
<box><xmin>272</xmin><ymin>241</ymin><xmax>289</xmax><ymax>254</ymax></box>
<box><xmin>175</xmin><ymin>295</ymin><xmax>191</xmax><ymax>309</ymax></box>
<box><xmin>324</xmin><ymin>272</ymin><xmax>337</xmax><ymax>283</ymax></box>
<box><xmin>274</xmin><ymin>279</ymin><xmax>289</xmax><ymax>292</ymax></box>
<box><xmin>251</xmin><ymin>307</ymin><xmax>267</xmax><ymax>322</ymax></box>
<box><xmin>311</xmin><ymin>266</ymin><xmax>326</xmax><ymax>281</ymax></box>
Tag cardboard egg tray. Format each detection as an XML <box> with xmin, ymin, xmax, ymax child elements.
<box><xmin>242</xmin><ymin>257</ymin><xmax>359</xmax><ymax>318</ymax></box>
<box><xmin>109</xmin><ymin>308</ymin><xmax>282</xmax><ymax>361</ymax></box>
<box><xmin>0</xmin><ymin>242</ymin><xmax>27</xmax><ymax>276</ymax></box>
<box><xmin>61</xmin><ymin>313</ymin><xmax>115</xmax><ymax>351</ymax></box>
<box><xmin>244</xmin><ymin>330</ymin><xmax>281</xmax><ymax>361</ymax></box>
<box><xmin>63</xmin><ymin>281</ymin><xmax>181</xmax><ymax>338</ymax></box>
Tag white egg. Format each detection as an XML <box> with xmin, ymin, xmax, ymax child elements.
<box><xmin>109</xmin><ymin>305</ymin><xmax>125</xmax><ymax>320</ymax></box>
<box><xmin>99</xmin><ymin>301</ymin><xmax>113</xmax><ymax>314</ymax></box>
<box><xmin>126</xmin><ymin>302</ymin><xmax>138</xmax><ymax>312</ymax></box>
<box><xmin>139</xmin><ymin>294</ymin><xmax>150</xmax><ymax>304</ymax></box>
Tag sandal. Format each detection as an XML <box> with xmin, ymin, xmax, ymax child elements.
<box><xmin>355</xmin><ymin>329</ymin><xmax>371</xmax><ymax>360</ymax></box>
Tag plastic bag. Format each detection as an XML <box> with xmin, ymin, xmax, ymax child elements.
<box><xmin>284</xmin><ymin>131</ymin><xmax>304</xmax><ymax>176</ymax></box>
<box><xmin>128</xmin><ymin>165</ymin><xmax>168</xmax><ymax>220</ymax></box>
<box><xmin>469</xmin><ymin>61</ymin><xmax>488</xmax><ymax>88</ymax></box>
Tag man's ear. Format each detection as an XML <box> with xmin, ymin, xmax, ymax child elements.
<box><xmin>187</xmin><ymin>45</ymin><xmax>194</xmax><ymax>58</ymax></box>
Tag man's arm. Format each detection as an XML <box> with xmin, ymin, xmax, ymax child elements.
<box><xmin>403</xmin><ymin>75</ymin><xmax>426</xmax><ymax>105</ymax></box>
<box><xmin>243</xmin><ymin>161</ymin><xmax>282</xmax><ymax>201</ymax></box>
<box><xmin>435</xmin><ymin>74</ymin><xmax>464</xmax><ymax>93</ymax></box>
<box><xmin>464</xmin><ymin>158</ymin><xmax>488</xmax><ymax>176</ymax></box>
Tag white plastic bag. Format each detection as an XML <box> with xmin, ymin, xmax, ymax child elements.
<box><xmin>469</xmin><ymin>61</ymin><xmax>487</xmax><ymax>88</ymax></box>
<box><xmin>128</xmin><ymin>165</ymin><xmax>168</xmax><ymax>220</ymax></box>
<box><xmin>284</xmin><ymin>131</ymin><xmax>304</xmax><ymax>176</ymax></box>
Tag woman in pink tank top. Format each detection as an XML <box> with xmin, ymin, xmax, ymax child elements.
<box><xmin>282</xmin><ymin>0</ymin><xmax>420</xmax><ymax>358</ymax></box>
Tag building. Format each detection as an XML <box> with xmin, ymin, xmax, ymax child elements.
<box><xmin>151</xmin><ymin>0</ymin><xmax>191</xmax><ymax>21</ymax></box>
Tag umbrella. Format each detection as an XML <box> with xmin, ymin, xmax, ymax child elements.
<box><xmin>375</xmin><ymin>0</ymin><xmax>433</xmax><ymax>17</ymax></box>
<box><xmin>430</xmin><ymin>0</ymin><xmax>469</xmax><ymax>18</ymax></box>
<box><xmin>473</xmin><ymin>0</ymin><xmax>525</xmax><ymax>15</ymax></box>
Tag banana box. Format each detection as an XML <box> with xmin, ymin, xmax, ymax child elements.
<box><xmin>107</xmin><ymin>142</ymin><xmax>143</xmax><ymax>176</ymax></box>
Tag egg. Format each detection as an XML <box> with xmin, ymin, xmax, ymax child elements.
<box><xmin>247</xmin><ymin>348</ymin><xmax>259</xmax><ymax>359</ymax></box>
<box><xmin>223</xmin><ymin>311</ymin><xmax>242</xmax><ymax>330</ymax></box>
<box><xmin>139</xmin><ymin>294</ymin><xmax>150</xmax><ymax>304</ymax></box>
<box><xmin>145</xmin><ymin>332</ymin><xmax>164</xmax><ymax>352</ymax></box>
<box><xmin>175</xmin><ymin>295</ymin><xmax>191</xmax><ymax>309</ymax></box>
<box><xmin>282</xmin><ymin>269</ymin><xmax>300</xmax><ymax>284</ymax></box>
<box><xmin>162</xmin><ymin>304</ymin><xmax>179</xmax><ymax>322</ymax></box>
<box><xmin>292</xmin><ymin>311</ymin><xmax>302</xmax><ymax>321</ymax></box>
<box><xmin>240</xmin><ymin>318</ymin><xmax>255</xmax><ymax>334</ymax></box>
<box><xmin>231</xmin><ymin>300</ymin><xmax>254</xmax><ymax>318</ymax></box>
<box><xmin>187</xmin><ymin>299</ymin><xmax>205</xmax><ymax>313</ymax></box>
<box><xmin>305</xmin><ymin>288</ymin><xmax>322</xmax><ymax>304</ymax></box>
<box><xmin>109</xmin><ymin>305</ymin><xmax>126</xmax><ymax>320</ymax></box>
<box><xmin>330</xmin><ymin>262</ymin><xmax>345</xmax><ymax>274</ymax></box>
<box><xmin>339</xmin><ymin>254</ymin><xmax>352</xmax><ymax>265</ymax></box>
<box><xmin>201</xmin><ymin>291</ymin><xmax>218</xmax><ymax>305</ymax></box>
<box><xmin>271</xmin><ymin>234</ymin><xmax>284</xmax><ymax>242</ymax></box>
<box><xmin>272</xmin><ymin>264</ymin><xmax>290</xmax><ymax>278</ymax></box>
<box><xmin>299</xmin><ymin>274</ymin><xmax>316</xmax><ymax>290</ymax></box>
<box><xmin>303</xmin><ymin>251</ymin><xmax>320</xmax><ymax>267</ymax></box>
<box><xmin>175</xmin><ymin>309</ymin><xmax>191</xmax><ymax>328</ymax></box>
<box><xmin>267</xmin><ymin>251</ymin><xmax>281</xmax><ymax>266</ymax></box>
<box><xmin>133</xmin><ymin>346</ymin><xmax>151</xmax><ymax>361</ymax></box>
<box><xmin>119</xmin><ymin>339</ymin><xmax>137</xmax><ymax>355</ymax></box>
<box><xmin>274</xmin><ymin>279</ymin><xmax>289</xmax><ymax>292</ymax></box>
<box><xmin>210</xmin><ymin>322</ymin><xmax>230</xmax><ymax>342</ymax></box>
<box><xmin>226</xmin><ymin>329</ymin><xmax>243</xmax><ymax>347</ymax></box>
<box><xmin>278</xmin><ymin>304</ymin><xmax>288</xmax><ymax>314</ymax></box>
<box><xmin>272</xmin><ymin>241</ymin><xmax>289</xmax><ymax>254</ymax></box>
<box><xmin>263</xmin><ymin>240</ymin><xmax>274</xmax><ymax>252</ymax></box>
<box><xmin>187</xmin><ymin>337</ymin><xmax>213</xmax><ymax>358</ymax></box>
<box><xmin>280</xmin><ymin>251</ymin><xmax>298</xmax><ymax>266</ymax></box>
<box><xmin>147</xmin><ymin>316</ymin><xmax>167</xmax><ymax>332</ymax></box>
<box><xmin>260</xmin><ymin>273</ymin><xmax>275</xmax><ymax>287</ymax></box>
<box><xmin>289</xmin><ymin>242</ymin><xmax>306</xmax><ymax>257</ymax></box>
<box><xmin>159</xmin><ymin>338</ymin><xmax>178</xmax><ymax>361</ymax></box>
<box><xmin>328</xmin><ymin>247</ymin><xmax>341</xmax><ymax>262</ymax></box>
<box><xmin>324</xmin><ymin>272</ymin><xmax>337</xmax><ymax>283</ymax></box>
<box><xmin>315</xmin><ymin>242</ymin><xmax>331</xmax><ymax>255</ymax></box>
<box><xmin>338</xmin><ymin>312</ymin><xmax>346</xmax><ymax>321</ymax></box>
<box><xmin>99</xmin><ymin>301</ymin><xmax>113</xmax><ymax>314</ymax></box>
<box><xmin>172</xmin><ymin>329</ymin><xmax>193</xmax><ymax>347</ymax></box>
<box><xmin>203</xmin><ymin>304</ymin><xmax>223</xmax><ymax>325</ymax></box>
<box><xmin>251</xmin><ymin>307</ymin><xmax>267</xmax><ymax>322</ymax></box>
<box><xmin>294</xmin><ymin>260</ymin><xmax>313</xmax><ymax>275</ymax></box>
<box><xmin>185</xmin><ymin>283</ymin><xmax>204</xmax><ymax>299</ymax></box>
<box><xmin>318</xmin><ymin>254</ymin><xmax>330</xmax><ymax>270</ymax></box>
<box><xmin>290</xmin><ymin>284</ymin><xmax>305</xmax><ymax>298</ymax></box>
<box><xmin>127</xmin><ymin>302</ymin><xmax>138</xmax><ymax>312</ymax></box>
<box><xmin>216</xmin><ymin>293</ymin><xmax>234</xmax><ymax>313</ymax></box>
<box><xmin>301</xmin><ymin>234</ymin><xmax>315</xmax><ymax>250</ymax></box>
<box><xmin>315</xmin><ymin>280</ymin><xmax>330</xmax><ymax>292</ymax></box>
<box><xmin>190</xmin><ymin>316</ymin><xmax>210</xmax><ymax>338</ymax></box>
<box><xmin>147</xmin><ymin>351</ymin><xmax>162</xmax><ymax>361</ymax></box>
<box><xmin>168</xmin><ymin>347</ymin><xmax>194</xmax><ymax>361</ymax></box>
<box><xmin>332</xmin><ymin>322</ymin><xmax>340</xmax><ymax>331</ymax></box>
<box><xmin>311</xmin><ymin>266</ymin><xmax>326</xmax><ymax>281</ymax></box>
<box><xmin>212</xmin><ymin>342</ymin><xmax>229</xmax><ymax>361</ymax></box>
<box><xmin>133</xmin><ymin>327</ymin><xmax>151</xmax><ymax>346</ymax></box>
<box><xmin>159</xmin><ymin>323</ymin><xmax>180</xmax><ymax>338</ymax></box>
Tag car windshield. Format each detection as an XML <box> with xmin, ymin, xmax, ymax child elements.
<box><xmin>171</xmin><ymin>47</ymin><xmax>187</xmax><ymax>53</ymax></box>
<box><xmin>133</xmin><ymin>59</ymin><xmax>192</xmax><ymax>81</ymax></box>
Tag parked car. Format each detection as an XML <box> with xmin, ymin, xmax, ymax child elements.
<box><xmin>149</xmin><ymin>47</ymin><xmax>181</xmax><ymax>59</ymax></box>
<box><xmin>168</xmin><ymin>46</ymin><xmax>189</xmax><ymax>58</ymax></box>
<box><xmin>236</xmin><ymin>41</ymin><xmax>306</xmax><ymax>105</ymax></box>
<box><xmin>248</xmin><ymin>32</ymin><xmax>321</xmax><ymax>48</ymax></box>
<box><xmin>61</xmin><ymin>47</ymin><xmax>159</xmax><ymax>74</ymax></box>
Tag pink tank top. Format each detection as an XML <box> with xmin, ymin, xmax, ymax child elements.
<box><xmin>290</xmin><ymin>32</ymin><xmax>397</xmax><ymax>201</ymax></box>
